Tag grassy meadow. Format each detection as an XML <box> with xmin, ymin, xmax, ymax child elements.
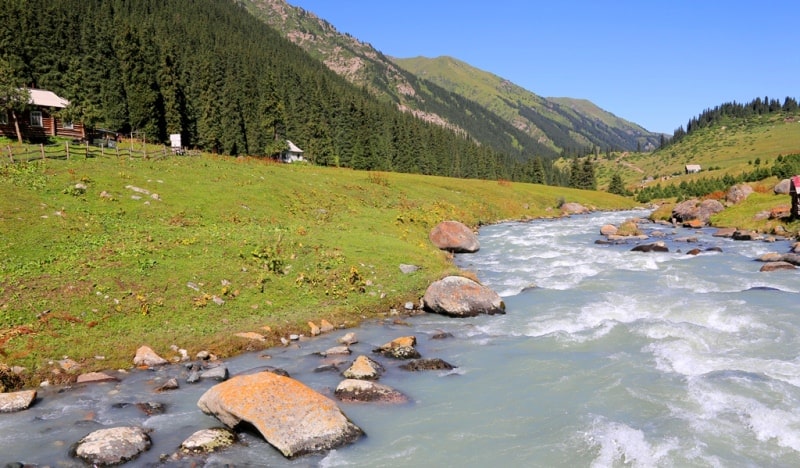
<box><xmin>0</xmin><ymin>150</ymin><xmax>636</xmax><ymax>386</ymax></box>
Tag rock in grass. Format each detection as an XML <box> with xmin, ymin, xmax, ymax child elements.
<box><xmin>197</xmin><ymin>372</ymin><xmax>363</xmax><ymax>458</ymax></box>
<box><xmin>133</xmin><ymin>345</ymin><xmax>167</xmax><ymax>367</ymax></box>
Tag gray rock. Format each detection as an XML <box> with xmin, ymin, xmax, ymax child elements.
<box><xmin>423</xmin><ymin>276</ymin><xmax>505</xmax><ymax>317</ymax></box>
<box><xmin>71</xmin><ymin>426</ymin><xmax>151</xmax><ymax>465</ymax></box>
<box><xmin>334</xmin><ymin>379</ymin><xmax>408</xmax><ymax>403</ymax></box>
<box><xmin>200</xmin><ymin>364</ymin><xmax>229</xmax><ymax>382</ymax></box>
<box><xmin>342</xmin><ymin>355</ymin><xmax>384</xmax><ymax>380</ymax></box>
<box><xmin>179</xmin><ymin>427</ymin><xmax>237</xmax><ymax>455</ymax></box>
<box><xmin>0</xmin><ymin>390</ymin><xmax>36</xmax><ymax>413</ymax></box>
<box><xmin>399</xmin><ymin>358</ymin><xmax>456</xmax><ymax>372</ymax></box>
<box><xmin>399</xmin><ymin>264</ymin><xmax>420</xmax><ymax>274</ymax></box>
<box><xmin>774</xmin><ymin>179</ymin><xmax>792</xmax><ymax>194</ymax></box>
<box><xmin>133</xmin><ymin>345</ymin><xmax>167</xmax><ymax>367</ymax></box>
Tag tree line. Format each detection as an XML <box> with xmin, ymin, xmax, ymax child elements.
<box><xmin>663</xmin><ymin>96</ymin><xmax>799</xmax><ymax>147</ymax></box>
<box><xmin>0</xmin><ymin>0</ymin><xmax>581</xmax><ymax>186</ymax></box>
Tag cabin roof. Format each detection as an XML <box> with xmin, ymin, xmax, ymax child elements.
<box><xmin>28</xmin><ymin>89</ymin><xmax>70</xmax><ymax>108</ymax></box>
<box><xmin>286</xmin><ymin>140</ymin><xmax>303</xmax><ymax>153</ymax></box>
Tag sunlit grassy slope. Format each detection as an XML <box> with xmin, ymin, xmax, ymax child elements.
<box><xmin>598</xmin><ymin>113</ymin><xmax>800</xmax><ymax>190</ymax></box>
<box><xmin>0</xmin><ymin>154</ymin><xmax>635</xmax><ymax>385</ymax></box>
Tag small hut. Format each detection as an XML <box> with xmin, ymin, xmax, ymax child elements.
<box><xmin>278</xmin><ymin>140</ymin><xmax>305</xmax><ymax>163</ymax></box>
<box><xmin>791</xmin><ymin>176</ymin><xmax>800</xmax><ymax>219</ymax></box>
<box><xmin>685</xmin><ymin>164</ymin><xmax>701</xmax><ymax>174</ymax></box>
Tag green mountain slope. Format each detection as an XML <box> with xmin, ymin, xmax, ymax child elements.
<box><xmin>243</xmin><ymin>0</ymin><xmax>559</xmax><ymax>160</ymax></box>
<box><xmin>395</xmin><ymin>56</ymin><xmax>662</xmax><ymax>154</ymax></box>
<box><xmin>240</xmin><ymin>0</ymin><xmax>658</xmax><ymax>157</ymax></box>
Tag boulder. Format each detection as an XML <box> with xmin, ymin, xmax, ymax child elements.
<box><xmin>757</xmin><ymin>252</ymin><xmax>784</xmax><ymax>262</ymax></box>
<box><xmin>342</xmin><ymin>355</ymin><xmax>384</xmax><ymax>380</ymax></box>
<box><xmin>726</xmin><ymin>184</ymin><xmax>753</xmax><ymax>204</ymax></box>
<box><xmin>320</xmin><ymin>319</ymin><xmax>335</xmax><ymax>333</ymax></box>
<box><xmin>133</xmin><ymin>345</ymin><xmax>168</xmax><ymax>367</ymax></box>
<box><xmin>561</xmin><ymin>202</ymin><xmax>588</xmax><ymax>215</ymax></box>
<box><xmin>760</xmin><ymin>261</ymin><xmax>796</xmax><ymax>272</ymax></box>
<box><xmin>429</xmin><ymin>221</ymin><xmax>479</xmax><ymax>253</ymax></box>
<box><xmin>197</xmin><ymin>372</ymin><xmax>363</xmax><ymax>458</ymax></box>
<box><xmin>712</xmin><ymin>227</ymin><xmax>737</xmax><ymax>238</ymax></box>
<box><xmin>630</xmin><ymin>242</ymin><xmax>668</xmax><ymax>253</ymax></box>
<box><xmin>334</xmin><ymin>379</ymin><xmax>408</xmax><ymax>403</ymax></box>
<box><xmin>672</xmin><ymin>198</ymin><xmax>724</xmax><ymax>225</ymax></box>
<box><xmin>399</xmin><ymin>358</ymin><xmax>456</xmax><ymax>372</ymax></box>
<box><xmin>774</xmin><ymin>179</ymin><xmax>792</xmax><ymax>194</ymax></box>
<box><xmin>423</xmin><ymin>276</ymin><xmax>505</xmax><ymax>317</ymax></box>
<box><xmin>732</xmin><ymin>230</ymin><xmax>760</xmax><ymax>241</ymax></box>
<box><xmin>0</xmin><ymin>389</ymin><xmax>36</xmax><ymax>413</ymax></box>
<box><xmin>71</xmin><ymin>426</ymin><xmax>151</xmax><ymax>465</ymax></box>
<box><xmin>337</xmin><ymin>332</ymin><xmax>358</xmax><ymax>346</ymax></box>
<box><xmin>320</xmin><ymin>345</ymin><xmax>351</xmax><ymax>357</ymax></box>
<box><xmin>599</xmin><ymin>224</ymin><xmax>618</xmax><ymax>236</ymax></box>
<box><xmin>179</xmin><ymin>427</ymin><xmax>237</xmax><ymax>455</ymax></box>
<box><xmin>373</xmin><ymin>336</ymin><xmax>421</xmax><ymax>360</ymax></box>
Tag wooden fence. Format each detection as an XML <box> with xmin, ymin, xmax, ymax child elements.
<box><xmin>2</xmin><ymin>141</ymin><xmax>200</xmax><ymax>164</ymax></box>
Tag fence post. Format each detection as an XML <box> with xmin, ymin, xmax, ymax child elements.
<box><xmin>101</xmin><ymin>143</ymin><xmax>105</xmax><ymax>158</ymax></box>
<box><xmin>86</xmin><ymin>141</ymin><xmax>90</xmax><ymax>159</ymax></box>
<box><xmin>66</xmin><ymin>141</ymin><xmax>70</xmax><ymax>160</ymax></box>
<box><xmin>41</xmin><ymin>144</ymin><xmax>45</xmax><ymax>160</ymax></box>
<box><xmin>6</xmin><ymin>145</ymin><xmax>12</xmax><ymax>163</ymax></box>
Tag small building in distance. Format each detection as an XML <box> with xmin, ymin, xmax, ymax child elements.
<box><xmin>278</xmin><ymin>140</ymin><xmax>305</xmax><ymax>163</ymax></box>
<box><xmin>685</xmin><ymin>164</ymin><xmax>701</xmax><ymax>174</ymax></box>
<box><xmin>0</xmin><ymin>88</ymin><xmax>85</xmax><ymax>142</ymax></box>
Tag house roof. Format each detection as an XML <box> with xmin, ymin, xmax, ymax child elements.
<box><xmin>286</xmin><ymin>140</ymin><xmax>303</xmax><ymax>153</ymax></box>
<box><xmin>28</xmin><ymin>89</ymin><xmax>70</xmax><ymax>108</ymax></box>
<box><xmin>685</xmin><ymin>164</ymin><xmax>701</xmax><ymax>170</ymax></box>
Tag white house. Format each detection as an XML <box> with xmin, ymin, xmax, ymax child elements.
<box><xmin>279</xmin><ymin>140</ymin><xmax>305</xmax><ymax>163</ymax></box>
<box><xmin>685</xmin><ymin>164</ymin><xmax>701</xmax><ymax>174</ymax></box>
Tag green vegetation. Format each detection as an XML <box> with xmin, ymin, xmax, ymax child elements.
<box><xmin>0</xmin><ymin>153</ymin><xmax>634</xmax><ymax>387</ymax></box>
<box><xmin>392</xmin><ymin>57</ymin><xmax>661</xmax><ymax>154</ymax></box>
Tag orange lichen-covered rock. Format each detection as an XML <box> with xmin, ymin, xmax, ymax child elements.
<box><xmin>197</xmin><ymin>372</ymin><xmax>363</xmax><ymax>458</ymax></box>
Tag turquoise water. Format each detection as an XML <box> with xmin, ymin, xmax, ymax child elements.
<box><xmin>2</xmin><ymin>210</ymin><xmax>799</xmax><ymax>467</ymax></box>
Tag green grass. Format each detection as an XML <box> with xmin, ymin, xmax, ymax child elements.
<box><xmin>596</xmin><ymin>113</ymin><xmax>800</xmax><ymax>191</ymax></box>
<box><xmin>0</xmin><ymin>153</ymin><xmax>635</xmax><ymax>386</ymax></box>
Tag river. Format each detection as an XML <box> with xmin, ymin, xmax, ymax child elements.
<box><xmin>2</xmin><ymin>210</ymin><xmax>799</xmax><ymax>467</ymax></box>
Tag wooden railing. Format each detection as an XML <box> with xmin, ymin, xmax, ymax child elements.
<box><xmin>3</xmin><ymin>141</ymin><xmax>200</xmax><ymax>164</ymax></box>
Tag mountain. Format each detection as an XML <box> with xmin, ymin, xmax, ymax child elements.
<box><xmin>394</xmin><ymin>57</ymin><xmax>661</xmax><ymax>154</ymax></box>
<box><xmin>240</xmin><ymin>0</ymin><xmax>660</xmax><ymax>155</ymax></box>
<box><xmin>240</xmin><ymin>0</ymin><xmax>559</xmax><ymax>160</ymax></box>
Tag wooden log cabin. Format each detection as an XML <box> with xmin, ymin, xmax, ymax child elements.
<box><xmin>0</xmin><ymin>88</ymin><xmax>86</xmax><ymax>142</ymax></box>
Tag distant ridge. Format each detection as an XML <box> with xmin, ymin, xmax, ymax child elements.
<box><xmin>243</xmin><ymin>0</ymin><xmax>661</xmax><ymax>155</ymax></box>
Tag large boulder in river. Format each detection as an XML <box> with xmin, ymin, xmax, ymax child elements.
<box><xmin>197</xmin><ymin>372</ymin><xmax>363</xmax><ymax>458</ymax></box>
<box><xmin>0</xmin><ymin>389</ymin><xmax>36</xmax><ymax>413</ymax></box>
<box><xmin>423</xmin><ymin>276</ymin><xmax>505</xmax><ymax>317</ymax></box>
<box><xmin>429</xmin><ymin>221</ymin><xmax>479</xmax><ymax>253</ymax></box>
<box><xmin>672</xmin><ymin>198</ymin><xmax>725</xmax><ymax>225</ymax></box>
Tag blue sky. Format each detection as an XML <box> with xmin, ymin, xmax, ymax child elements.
<box><xmin>286</xmin><ymin>1</ymin><xmax>798</xmax><ymax>135</ymax></box>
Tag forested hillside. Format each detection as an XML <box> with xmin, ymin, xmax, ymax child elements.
<box><xmin>0</xmin><ymin>0</ymin><xmax>567</xmax><ymax>182</ymax></box>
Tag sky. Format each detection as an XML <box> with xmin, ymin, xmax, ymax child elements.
<box><xmin>286</xmin><ymin>0</ymin><xmax>798</xmax><ymax>135</ymax></box>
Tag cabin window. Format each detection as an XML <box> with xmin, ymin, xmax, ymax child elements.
<box><xmin>30</xmin><ymin>110</ymin><xmax>43</xmax><ymax>127</ymax></box>
<box><xmin>63</xmin><ymin>121</ymin><xmax>74</xmax><ymax>130</ymax></box>
<box><xmin>0</xmin><ymin>111</ymin><xmax>6</xmax><ymax>125</ymax></box>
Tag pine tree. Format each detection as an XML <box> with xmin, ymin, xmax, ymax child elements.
<box><xmin>608</xmin><ymin>173</ymin><xmax>627</xmax><ymax>196</ymax></box>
